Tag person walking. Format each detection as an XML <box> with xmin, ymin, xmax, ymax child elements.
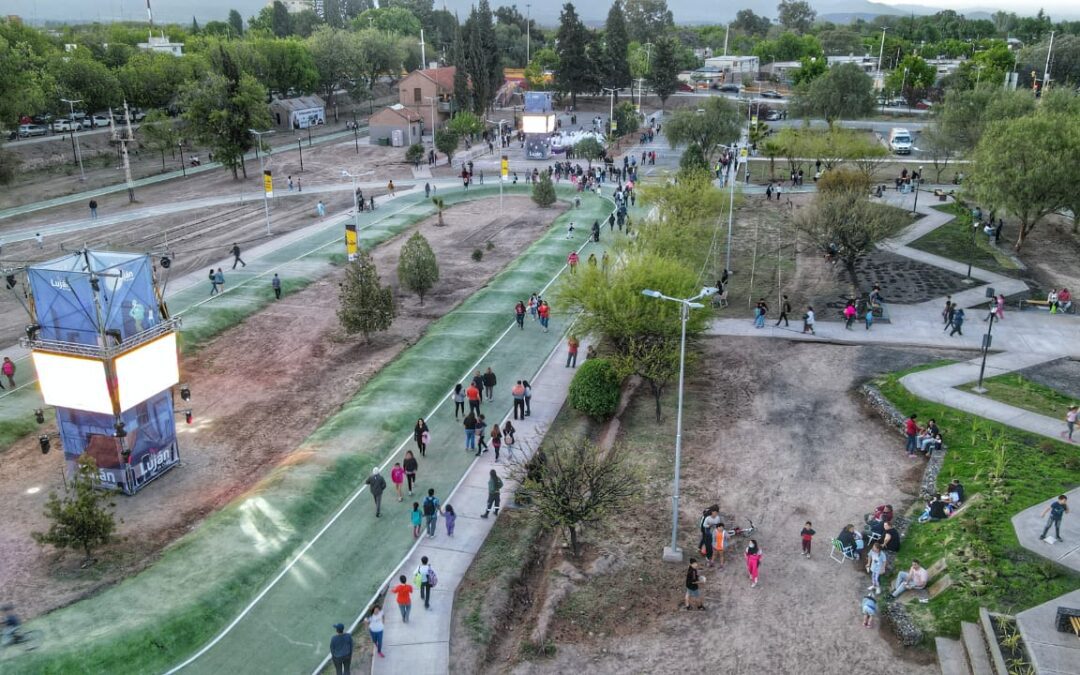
<box><xmin>365</xmin><ymin>605</ymin><xmax>384</xmax><ymax>659</ymax></box>
<box><xmin>865</xmin><ymin>306</ymin><xmax>874</xmax><ymax>330</ymax></box>
<box><xmin>424</xmin><ymin>182</ymin><xmax>431</xmax><ymax>198</ymax></box>
<box><xmin>684</xmin><ymin>559</ymin><xmax>704</xmax><ymax>610</ymax></box>
<box><xmin>1040</xmin><ymin>494</ymin><xmax>1069</xmax><ymax>542</ymax></box>
<box><xmin>89</xmin><ymin>199</ymin><xmax>98</xmax><ymax>220</ymax></box>
<box><xmin>528</xmin><ymin>294</ymin><xmax>538</xmax><ymax>321</ymax></box>
<box><xmin>512</xmin><ymin>381</ymin><xmax>526</xmax><ymax>420</ymax></box>
<box><xmin>272</xmin><ymin>273</ymin><xmax>281</xmax><ymax>300</ymax></box>
<box><xmin>802</xmin><ymin>307</ymin><xmax>816</xmax><ymax>335</ymax></box>
<box><xmin>209</xmin><ymin>268</ymin><xmax>220</xmax><ymax>296</ymax></box>
<box><xmin>403</xmin><ymin>451</ymin><xmax>418</xmax><ymax>496</ymax></box>
<box><xmin>214</xmin><ymin>268</ymin><xmax>225</xmax><ymax>293</ymax></box>
<box><xmin>745</xmin><ymin>540</ymin><xmax>762</xmax><ymax>587</ymax></box>
<box><xmin>538</xmin><ymin>302</ymin><xmax>550</xmax><ymax>333</ymax></box>
<box><xmin>949</xmin><ymin>308</ymin><xmax>965</xmax><ymax>336</ymax></box>
<box><xmin>481</xmin><ymin>469</ymin><xmax>503</xmax><ymax>518</ymax></box>
<box><xmin>515</xmin><ymin>301</ymin><xmax>526</xmax><ymax>329</ymax></box>
<box><xmin>230</xmin><ymin>242</ymin><xmax>246</xmax><ymax>268</ymax></box>
<box><xmin>942</xmin><ymin>297</ymin><xmax>953</xmax><ymax>326</ymax></box>
<box><xmin>364</xmin><ymin>468</ymin><xmax>387</xmax><ymax>517</ymax></box>
<box><xmin>995</xmin><ymin>293</ymin><xmax>1006</xmax><ymax>321</ymax></box>
<box><xmin>416</xmin><ymin>556</ymin><xmax>435</xmax><ymax>609</ymax></box>
<box><xmin>1066</xmin><ymin>405</ymin><xmax>1078</xmax><ymax>442</ymax></box>
<box><xmin>414</xmin><ymin>418</ymin><xmax>430</xmax><ymax>456</ymax></box>
<box><xmin>453</xmin><ymin>384</ymin><xmax>466</xmax><ymax>419</ymax></box>
<box><xmin>566</xmin><ymin>335</ymin><xmax>580</xmax><ymax>367</ymax></box>
<box><xmin>422</xmin><ymin>489</ymin><xmax>441</xmax><ymax>537</ymax></box>
<box><xmin>2</xmin><ymin>357</ymin><xmax>16</xmax><ymax>389</ymax></box>
<box><xmin>567</xmin><ymin>251</ymin><xmax>579</xmax><ymax>274</ymax></box>
<box><xmin>490</xmin><ymin>423</ymin><xmax>502</xmax><ymax>462</ymax></box>
<box><xmin>34</xmin><ymin>233</ymin><xmax>43</xmax><ymax>249</ymax></box>
<box><xmin>800</xmin><ymin>522</ymin><xmax>816</xmax><ymax>558</ymax></box>
<box><xmin>775</xmin><ymin>295</ymin><xmax>791</xmax><ymax>327</ymax></box>
<box><xmin>475</xmin><ymin>414</ymin><xmax>489</xmax><ymax>456</ymax></box>
<box><xmin>410</xmin><ymin>502</ymin><xmax>422</xmax><ymax>537</ymax></box>
<box><xmin>391</xmin><ymin>575</ymin><xmax>413</xmax><ymax>624</ymax></box>
<box><xmin>444</xmin><ymin>504</ymin><xmax>457</xmax><ymax>536</ymax></box>
<box><xmin>502</xmin><ymin>420</ymin><xmax>516</xmax><ymax>448</ymax></box>
<box><xmin>317</xmin><ymin>200</ymin><xmax>326</xmax><ymax>217</ymax></box>
<box><xmin>387</xmin><ymin>180</ymin><xmax>395</xmax><ymax>197</ymax></box>
<box><xmin>482</xmin><ymin>368</ymin><xmax>497</xmax><ymax>401</ymax></box>
<box><xmin>329</xmin><ymin>623</ymin><xmax>353</xmax><ymax>675</ymax></box>
<box><xmin>466</xmin><ymin>381</ymin><xmax>482</xmax><ymax>415</ymax></box>
<box><xmin>463</xmin><ymin>412</ymin><xmax>477</xmax><ymax>452</ymax></box>
<box><xmin>390</xmin><ymin>462</ymin><xmax>405</xmax><ymax>502</ymax></box>
<box><xmin>522</xmin><ymin>380</ymin><xmax>533</xmax><ymax>416</ymax></box>
<box><xmin>844</xmin><ymin>301</ymin><xmax>856</xmax><ymax>329</ymax></box>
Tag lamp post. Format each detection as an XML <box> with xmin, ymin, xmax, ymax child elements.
<box><xmin>297</xmin><ymin>138</ymin><xmax>304</xmax><ymax>172</ymax></box>
<box><xmin>60</xmin><ymin>98</ymin><xmax>86</xmax><ymax>181</ymax></box>
<box><xmin>526</xmin><ymin>3</ymin><xmax>531</xmax><ymax>64</ymax></box>
<box><xmin>602</xmin><ymin>87</ymin><xmax>616</xmax><ymax>140</ymax></box>
<box><xmin>353</xmin><ymin>111</ymin><xmax>359</xmax><ymax>155</ymax></box>
<box><xmin>342</xmin><ymin>169</ymin><xmax>361</xmax><ymax>242</ymax></box>
<box><xmin>249</xmin><ymin>128</ymin><xmax>274</xmax><ymax>235</ymax></box>
<box><xmin>641</xmin><ymin>286</ymin><xmax>718</xmax><ymax>563</ymax></box>
<box><xmin>178</xmin><ymin>140</ymin><xmax>186</xmax><ymax>177</ymax></box>
<box><xmin>973</xmin><ymin>288</ymin><xmax>997</xmax><ymax>394</ymax></box>
<box><xmin>910</xmin><ymin>164</ymin><xmax>924</xmax><ymax>216</ymax></box>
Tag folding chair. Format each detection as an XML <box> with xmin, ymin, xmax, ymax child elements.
<box><xmin>830</xmin><ymin>539</ymin><xmax>855</xmax><ymax>564</ymax></box>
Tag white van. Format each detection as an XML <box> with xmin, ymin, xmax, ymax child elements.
<box><xmin>889</xmin><ymin>128</ymin><xmax>913</xmax><ymax>155</ymax></box>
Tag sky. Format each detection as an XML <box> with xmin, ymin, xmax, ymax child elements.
<box><xmin>1</xmin><ymin>0</ymin><xmax>1076</xmax><ymax>26</ymax></box>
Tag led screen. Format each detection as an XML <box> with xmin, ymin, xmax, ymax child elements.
<box><xmin>115</xmin><ymin>332</ymin><xmax>179</xmax><ymax>411</ymax></box>
<box><xmin>32</xmin><ymin>351</ymin><xmax>113</xmax><ymax>415</ymax></box>
<box><xmin>522</xmin><ymin>114</ymin><xmax>556</xmax><ymax>134</ymax></box>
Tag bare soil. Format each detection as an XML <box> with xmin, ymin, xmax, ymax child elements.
<box><xmin>466</xmin><ymin>339</ymin><xmax>968</xmax><ymax>675</ymax></box>
<box><xmin>0</xmin><ymin>196</ymin><xmax>562</xmax><ymax>619</ymax></box>
<box><xmin>1014</xmin><ymin>215</ymin><xmax>1080</xmax><ymax>295</ymax></box>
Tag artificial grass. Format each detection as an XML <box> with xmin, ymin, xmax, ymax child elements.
<box><xmin>907</xmin><ymin>203</ymin><xmax>1021</xmax><ymax>278</ymax></box>
<box><xmin>961</xmin><ymin>373</ymin><xmax>1079</xmax><ymax>418</ymax></box>
<box><xmin>875</xmin><ymin>367</ymin><xmax>1080</xmax><ymax>638</ymax></box>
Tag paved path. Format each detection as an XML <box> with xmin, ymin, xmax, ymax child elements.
<box><xmin>707</xmin><ymin>190</ymin><xmax>1080</xmax><ymax>439</ymax></box>
<box><xmin>1011</xmin><ymin>487</ymin><xmax>1080</xmax><ymax>573</ymax></box>
<box><xmin>359</xmin><ymin>339</ymin><xmax>590</xmax><ymax>675</ymax></box>
<box><xmin>1015</xmin><ymin>587</ymin><xmax>1080</xmax><ymax>675</ymax></box>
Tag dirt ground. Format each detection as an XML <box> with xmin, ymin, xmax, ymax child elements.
<box><xmin>0</xmin><ymin>195</ymin><xmax>562</xmax><ymax>619</ymax></box>
<box><xmin>472</xmin><ymin>339</ymin><xmax>972</xmax><ymax>675</ymax></box>
<box><xmin>1014</xmin><ymin>214</ymin><xmax>1080</xmax><ymax>295</ymax></box>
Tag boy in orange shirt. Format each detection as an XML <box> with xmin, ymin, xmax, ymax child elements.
<box><xmin>713</xmin><ymin>522</ymin><xmax>726</xmax><ymax>568</ymax></box>
<box><xmin>391</xmin><ymin>575</ymin><xmax>413</xmax><ymax>623</ymax></box>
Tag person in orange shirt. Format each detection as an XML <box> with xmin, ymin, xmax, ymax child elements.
<box><xmin>713</xmin><ymin>522</ymin><xmax>727</xmax><ymax>568</ymax></box>
<box><xmin>466</xmin><ymin>383</ymin><xmax>481</xmax><ymax>415</ymax></box>
<box><xmin>566</xmin><ymin>335</ymin><xmax>580</xmax><ymax>368</ymax></box>
<box><xmin>391</xmin><ymin>575</ymin><xmax>413</xmax><ymax>623</ymax></box>
<box><xmin>567</xmin><ymin>251</ymin><xmax>579</xmax><ymax>273</ymax></box>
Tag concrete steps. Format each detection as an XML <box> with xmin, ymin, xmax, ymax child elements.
<box><xmin>960</xmin><ymin>621</ymin><xmax>995</xmax><ymax>675</ymax></box>
<box><xmin>936</xmin><ymin>637</ymin><xmax>972</xmax><ymax>675</ymax></box>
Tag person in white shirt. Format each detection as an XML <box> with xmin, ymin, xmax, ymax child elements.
<box><xmin>891</xmin><ymin>560</ymin><xmax>929</xmax><ymax>598</ymax></box>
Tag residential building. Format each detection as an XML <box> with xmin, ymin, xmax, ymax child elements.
<box><xmin>826</xmin><ymin>55</ymin><xmax>877</xmax><ymax>73</ymax></box>
<box><xmin>368</xmin><ymin>105</ymin><xmax>423</xmax><ymax>147</ymax></box>
<box><xmin>398</xmin><ymin>66</ymin><xmax>457</xmax><ymax>134</ymax></box>
<box><xmin>704</xmin><ymin>55</ymin><xmax>760</xmax><ymax>78</ymax></box>
<box><xmin>137</xmin><ymin>33</ymin><xmax>184</xmax><ymax>56</ymax></box>
<box><xmin>760</xmin><ymin>61</ymin><xmax>802</xmax><ymax>84</ymax></box>
<box><xmin>269</xmin><ymin>95</ymin><xmax>326</xmax><ymax>131</ymax></box>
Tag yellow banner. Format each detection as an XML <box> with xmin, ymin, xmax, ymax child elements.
<box><xmin>501</xmin><ymin>157</ymin><xmax>509</xmax><ymax>178</ymax></box>
<box><xmin>263</xmin><ymin>171</ymin><xmax>273</xmax><ymax>198</ymax></box>
<box><xmin>345</xmin><ymin>223</ymin><xmax>358</xmax><ymax>261</ymax></box>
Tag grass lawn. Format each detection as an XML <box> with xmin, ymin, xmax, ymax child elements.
<box><xmin>876</xmin><ymin>365</ymin><xmax>1080</xmax><ymax>637</ymax></box>
<box><xmin>907</xmin><ymin>203</ymin><xmax>1021</xmax><ymax>278</ymax></box>
<box><xmin>960</xmin><ymin>373</ymin><xmax>1080</xmax><ymax>417</ymax></box>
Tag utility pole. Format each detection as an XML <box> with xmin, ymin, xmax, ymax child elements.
<box><xmin>876</xmin><ymin>27</ymin><xmax>887</xmax><ymax>80</ymax></box>
<box><xmin>723</xmin><ymin>22</ymin><xmax>729</xmax><ymax>56</ymax></box>
<box><xmin>419</xmin><ymin>28</ymin><xmax>426</xmax><ymax>68</ymax></box>
<box><xmin>249</xmin><ymin>128</ymin><xmax>274</xmax><ymax>235</ymax></box>
<box><xmin>60</xmin><ymin>98</ymin><xmax>86</xmax><ymax>181</ymax></box>
<box><xmin>526</xmin><ymin>4</ymin><xmax>531</xmax><ymax>64</ymax></box>
<box><xmin>1043</xmin><ymin>31</ymin><xmax>1055</xmax><ymax>91</ymax></box>
<box><xmin>112</xmin><ymin>102</ymin><xmax>137</xmax><ymax>203</ymax></box>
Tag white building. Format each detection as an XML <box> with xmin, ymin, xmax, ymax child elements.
<box><xmin>703</xmin><ymin>55</ymin><xmax>760</xmax><ymax>77</ymax></box>
<box><xmin>826</xmin><ymin>55</ymin><xmax>877</xmax><ymax>73</ymax></box>
<box><xmin>137</xmin><ymin>34</ymin><xmax>183</xmax><ymax>56</ymax></box>
<box><xmin>268</xmin><ymin>0</ymin><xmax>316</xmax><ymax>13</ymax></box>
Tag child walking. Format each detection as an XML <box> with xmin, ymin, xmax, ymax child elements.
<box><xmin>861</xmin><ymin>593</ymin><xmax>878</xmax><ymax>628</ymax></box>
<box><xmin>800</xmin><ymin>521</ymin><xmax>816</xmax><ymax>557</ymax></box>
<box><xmin>411</xmin><ymin>502</ymin><xmax>422</xmax><ymax>538</ymax></box>
<box><xmin>391</xmin><ymin>462</ymin><xmax>405</xmax><ymax>502</ymax></box>
<box><xmin>745</xmin><ymin>539</ymin><xmax>762</xmax><ymax>587</ymax></box>
<box><xmin>444</xmin><ymin>504</ymin><xmax>457</xmax><ymax>537</ymax></box>
<box><xmin>712</xmin><ymin>522</ymin><xmax>726</xmax><ymax>568</ymax></box>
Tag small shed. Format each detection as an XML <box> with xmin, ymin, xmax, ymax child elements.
<box><xmin>269</xmin><ymin>95</ymin><xmax>326</xmax><ymax>131</ymax></box>
<box><xmin>368</xmin><ymin>105</ymin><xmax>423</xmax><ymax>147</ymax></box>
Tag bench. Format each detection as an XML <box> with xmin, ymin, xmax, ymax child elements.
<box><xmin>900</xmin><ymin>574</ymin><xmax>953</xmax><ymax>604</ymax></box>
<box><xmin>1055</xmin><ymin>606</ymin><xmax>1080</xmax><ymax>634</ymax></box>
<box><xmin>1020</xmin><ymin>299</ymin><xmax>1053</xmax><ymax>311</ymax></box>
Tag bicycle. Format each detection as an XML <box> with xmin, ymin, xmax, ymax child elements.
<box><xmin>724</xmin><ymin>519</ymin><xmax>756</xmax><ymax>542</ymax></box>
<box><xmin>1</xmin><ymin>627</ymin><xmax>43</xmax><ymax>652</ymax></box>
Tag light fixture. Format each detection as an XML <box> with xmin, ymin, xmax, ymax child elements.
<box><xmin>38</xmin><ymin>435</ymin><xmax>50</xmax><ymax>454</ymax></box>
<box><xmin>179</xmin><ymin>384</ymin><xmax>191</xmax><ymax>402</ymax></box>
<box><xmin>114</xmin><ymin>421</ymin><xmax>127</xmax><ymax>438</ymax></box>
<box><xmin>641</xmin><ymin>289</ymin><xmax>662</xmax><ymax>298</ymax></box>
<box><xmin>34</xmin><ymin>409</ymin><xmax>45</xmax><ymax>424</ymax></box>
<box><xmin>160</xmin><ymin>256</ymin><xmax>172</xmax><ymax>269</ymax></box>
<box><xmin>4</xmin><ymin>274</ymin><xmax>15</xmax><ymax>290</ymax></box>
<box><xmin>185</xmin><ymin>411</ymin><xmax>193</xmax><ymax>425</ymax></box>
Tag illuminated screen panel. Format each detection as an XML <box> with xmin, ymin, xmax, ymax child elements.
<box><xmin>115</xmin><ymin>332</ymin><xmax>179</xmax><ymax>411</ymax></box>
<box><xmin>522</xmin><ymin>114</ymin><xmax>555</xmax><ymax>134</ymax></box>
<box><xmin>32</xmin><ymin>351</ymin><xmax>113</xmax><ymax>415</ymax></box>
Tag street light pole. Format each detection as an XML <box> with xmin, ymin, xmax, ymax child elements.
<box><xmin>249</xmin><ymin>128</ymin><xmax>274</xmax><ymax>235</ymax></box>
<box><xmin>526</xmin><ymin>3</ymin><xmax>531</xmax><ymax>64</ymax></box>
<box><xmin>61</xmin><ymin>98</ymin><xmax>86</xmax><ymax>181</ymax></box>
<box><xmin>602</xmin><ymin>87</ymin><xmax>616</xmax><ymax>139</ymax></box>
<box><xmin>178</xmin><ymin>141</ymin><xmax>186</xmax><ymax>177</ymax></box>
<box><xmin>298</xmin><ymin>138</ymin><xmax>304</xmax><ymax>172</ymax></box>
<box><xmin>342</xmin><ymin>170</ymin><xmax>361</xmax><ymax>242</ymax></box>
<box><xmin>641</xmin><ymin>287</ymin><xmax>717</xmax><ymax>563</ymax></box>
<box><xmin>911</xmin><ymin>164</ymin><xmax>924</xmax><ymax>215</ymax></box>
<box><xmin>353</xmin><ymin>111</ymin><xmax>359</xmax><ymax>155</ymax></box>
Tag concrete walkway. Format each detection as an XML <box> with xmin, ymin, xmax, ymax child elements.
<box><xmin>1011</xmin><ymin>487</ymin><xmax>1080</xmax><ymax>573</ymax></box>
<box><xmin>1015</xmin><ymin>588</ymin><xmax>1080</xmax><ymax>675</ymax></box>
<box><xmin>708</xmin><ymin>190</ymin><xmax>1080</xmax><ymax>440</ymax></box>
<box><xmin>363</xmin><ymin>338</ymin><xmax>589</xmax><ymax>675</ymax></box>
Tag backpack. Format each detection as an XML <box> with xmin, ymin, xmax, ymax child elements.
<box><xmin>423</xmin><ymin>496</ymin><xmax>437</xmax><ymax>516</ymax></box>
<box><xmin>427</xmin><ymin>567</ymin><xmax>438</xmax><ymax>588</ymax></box>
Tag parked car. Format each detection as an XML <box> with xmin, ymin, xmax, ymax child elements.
<box><xmin>31</xmin><ymin>113</ymin><xmax>54</xmax><ymax>125</ymax></box>
<box><xmin>90</xmin><ymin>114</ymin><xmax>112</xmax><ymax>128</ymax></box>
<box><xmin>51</xmin><ymin>118</ymin><xmax>83</xmax><ymax>132</ymax></box>
<box><xmin>716</xmin><ymin>83</ymin><xmax>741</xmax><ymax>93</ymax></box>
<box><xmin>888</xmin><ymin>127</ymin><xmax>913</xmax><ymax>155</ymax></box>
<box><xmin>18</xmin><ymin>123</ymin><xmax>49</xmax><ymax>137</ymax></box>
<box><xmin>760</xmin><ymin>90</ymin><xmax>784</xmax><ymax>99</ymax></box>
<box><xmin>677</xmin><ymin>82</ymin><xmax>694</xmax><ymax>92</ymax></box>
<box><xmin>915</xmin><ymin>99</ymin><xmax>933</xmax><ymax>110</ymax></box>
<box><xmin>765</xmin><ymin>110</ymin><xmax>782</xmax><ymax>121</ymax></box>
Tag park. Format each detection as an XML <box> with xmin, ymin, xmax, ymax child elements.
<box><xmin>0</xmin><ymin>2</ymin><xmax>1079</xmax><ymax>675</ymax></box>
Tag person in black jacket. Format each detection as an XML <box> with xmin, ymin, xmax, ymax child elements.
<box><xmin>413</xmin><ymin>418</ymin><xmax>429</xmax><ymax>456</ymax></box>
<box><xmin>365</xmin><ymin>468</ymin><xmax>387</xmax><ymax>517</ymax></box>
<box><xmin>482</xmin><ymin>368</ymin><xmax>497</xmax><ymax>401</ymax></box>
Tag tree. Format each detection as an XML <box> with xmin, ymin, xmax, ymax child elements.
<box><xmin>613</xmin><ymin>335</ymin><xmax>681</xmax><ymax>423</ymax></box>
<box><xmin>252</xmin><ymin>38</ymin><xmax>319</xmax><ymax>98</ymax></box>
<box><xmin>354</xmin><ymin>28</ymin><xmax>406</xmax><ymax>90</ymax></box>
<box><xmin>968</xmin><ymin>114</ymin><xmax>1070</xmax><ymax>250</ymax></box>
<box><xmin>228</xmin><ymin>9</ymin><xmax>245</xmax><ymax>36</ymax></box>
<box><xmin>663</xmin><ymin>96</ymin><xmax>740</xmax><ymax>163</ymax></box>
<box><xmin>612</xmin><ymin>101</ymin><xmax>640</xmax><ymax>139</ymax></box>
<box><xmin>338</xmin><ymin>249</ymin><xmax>395</xmax><ymax>340</ymax></box>
<box><xmin>732</xmin><ymin>9</ymin><xmax>771</xmax><ymax>38</ymax></box>
<box><xmin>462</xmin><ymin>0</ymin><xmax>501</xmax><ymax>115</ymax></box>
<box><xmin>555</xmin><ymin>3</ymin><xmax>591</xmax><ymax>108</ymax></box>
<box><xmin>32</xmin><ymin>455</ymin><xmax>116</xmax><ymax>560</ymax></box>
<box><xmin>623</xmin><ymin>0</ymin><xmax>674</xmax><ymax>44</ymax></box>
<box><xmin>180</xmin><ymin>47</ymin><xmax>271</xmax><ymax>179</ymax></box>
<box><xmin>307</xmin><ymin>27</ymin><xmax>361</xmax><ymax>108</ymax></box>
<box><xmin>791</xmin><ymin>55</ymin><xmax>826</xmax><ymax>86</ymax></box>
<box><xmin>648</xmin><ymin>36</ymin><xmax>680</xmax><ymax>109</ymax></box>
<box><xmin>920</xmin><ymin>124</ymin><xmax>961</xmax><ymax>183</ymax></box>
<box><xmin>291</xmin><ymin>10</ymin><xmax>323</xmax><ymax>38</ymax></box>
<box><xmin>795</xmin><ymin>188</ymin><xmax>906</xmax><ymax>287</ymax></box>
<box><xmin>0</xmin><ymin>142</ymin><xmax>18</xmax><ymax>185</ymax></box>
<box><xmin>792</xmin><ymin>63</ymin><xmax>875</xmax><ymax>129</ymax></box>
<box><xmin>434</xmin><ymin>128</ymin><xmax>459</xmax><ymax>164</ymax></box>
<box><xmin>604</xmin><ymin>1</ymin><xmax>632</xmax><ymax>89</ymax></box>
<box><xmin>679</xmin><ymin>142</ymin><xmax>707</xmax><ymax>174</ymax></box>
<box><xmin>511</xmin><ymin>438</ymin><xmax>639</xmax><ymax>556</ymax></box>
<box><xmin>568</xmin><ymin>358</ymin><xmax>622</xmax><ymax>420</ymax></box>
<box><xmin>885</xmin><ymin>55</ymin><xmax>936</xmax><ymax>106</ymax></box>
<box><xmin>574</xmin><ymin>137</ymin><xmax>605</xmax><ymax>168</ymax></box>
<box><xmin>432</xmin><ymin>196</ymin><xmax>446</xmax><ymax>226</ymax></box>
<box><xmin>271</xmin><ymin>0</ymin><xmax>291</xmax><ymax>37</ymax></box>
<box><xmin>934</xmin><ymin>88</ymin><xmax>1035</xmax><ymax>154</ymax></box>
<box><xmin>405</xmin><ymin>143</ymin><xmax>424</xmax><ymax>165</ymax></box>
<box><xmin>532</xmin><ymin>171</ymin><xmax>556</xmax><ymax>207</ymax></box>
<box><xmin>451</xmin><ymin>22</ymin><xmax>472</xmax><ymax>113</ymax></box>
<box><xmin>355</xmin><ymin>7</ymin><xmax>422</xmax><ymax>36</ymax></box>
<box><xmin>139</xmin><ymin>110</ymin><xmax>180</xmax><ymax>170</ymax></box>
<box><xmin>0</xmin><ymin>32</ymin><xmax>54</xmax><ymax>128</ymax></box>
<box><xmin>118</xmin><ymin>51</ymin><xmax>203</xmax><ymax>111</ymax></box>
<box><xmin>447</xmin><ymin>111</ymin><xmax>483</xmax><ymax>139</ymax></box>
<box><xmin>397</xmin><ymin>231</ymin><xmax>439</xmax><ymax>304</ymax></box>
<box><xmin>49</xmin><ymin>52</ymin><xmax>123</xmax><ymax>119</ymax></box>
<box><xmin>777</xmin><ymin>0</ymin><xmax>816</xmax><ymax>34</ymax></box>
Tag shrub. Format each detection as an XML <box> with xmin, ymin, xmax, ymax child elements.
<box><xmin>817</xmin><ymin>167</ymin><xmax>872</xmax><ymax>195</ymax></box>
<box><xmin>532</xmin><ymin>171</ymin><xmax>556</xmax><ymax>207</ymax></box>
<box><xmin>471</xmin><ymin>248</ymin><xmax>483</xmax><ymax>262</ymax></box>
<box><xmin>405</xmin><ymin>143</ymin><xmax>424</xmax><ymax>165</ymax></box>
<box><xmin>485</xmin><ymin>240</ymin><xmax>495</xmax><ymax>251</ymax></box>
<box><xmin>568</xmin><ymin>358</ymin><xmax>622</xmax><ymax>420</ymax></box>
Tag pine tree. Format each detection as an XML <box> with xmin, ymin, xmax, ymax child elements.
<box><xmin>533</xmin><ymin>171</ymin><xmax>556</xmax><ymax>207</ymax></box>
<box><xmin>451</xmin><ymin>20</ymin><xmax>472</xmax><ymax>115</ymax></box>
<box><xmin>338</xmin><ymin>250</ymin><xmax>396</xmax><ymax>340</ymax></box>
<box><xmin>462</xmin><ymin>0</ymin><xmax>499</xmax><ymax>116</ymax></box>
<box><xmin>648</xmin><ymin>36</ymin><xmax>680</xmax><ymax>109</ymax></box>
<box><xmin>397</xmin><ymin>232</ymin><xmax>440</xmax><ymax>304</ymax></box>
<box><xmin>555</xmin><ymin>3</ymin><xmax>590</xmax><ymax>108</ymax></box>
<box><xmin>32</xmin><ymin>455</ymin><xmax>117</xmax><ymax>560</ymax></box>
<box><xmin>604</xmin><ymin>1</ymin><xmax>632</xmax><ymax>89</ymax></box>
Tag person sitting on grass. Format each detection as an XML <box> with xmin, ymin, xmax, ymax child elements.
<box><xmin>946</xmin><ymin>479</ymin><xmax>965</xmax><ymax>507</ymax></box>
<box><xmin>891</xmin><ymin>560</ymin><xmax>928</xmax><ymax>599</ymax></box>
<box><xmin>919</xmin><ymin>494</ymin><xmax>949</xmax><ymax>522</ymax></box>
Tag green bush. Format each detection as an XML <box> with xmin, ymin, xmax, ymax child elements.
<box><xmin>405</xmin><ymin>143</ymin><xmax>424</xmax><ymax>164</ymax></box>
<box><xmin>471</xmin><ymin>248</ymin><xmax>483</xmax><ymax>262</ymax></box>
<box><xmin>568</xmin><ymin>358</ymin><xmax>622</xmax><ymax>420</ymax></box>
<box><xmin>532</xmin><ymin>171</ymin><xmax>556</xmax><ymax>207</ymax></box>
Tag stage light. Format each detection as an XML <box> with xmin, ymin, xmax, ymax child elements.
<box><xmin>180</xmin><ymin>384</ymin><xmax>191</xmax><ymax>402</ymax></box>
<box><xmin>5</xmin><ymin>274</ymin><xmax>15</xmax><ymax>290</ymax></box>
<box><xmin>25</xmin><ymin>324</ymin><xmax>40</xmax><ymax>341</ymax></box>
<box><xmin>105</xmin><ymin>329</ymin><xmax>122</xmax><ymax>345</ymax></box>
<box><xmin>160</xmin><ymin>256</ymin><xmax>171</xmax><ymax>269</ymax></box>
<box><xmin>90</xmin><ymin>275</ymin><xmax>100</xmax><ymax>293</ymax></box>
<box><xmin>38</xmin><ymin>435</ymin><xmax>50</xmax><ymax>454</ymax></box>
<box><xmin>114</xmin><ymin>421</ymin><xmax>127</xmax><ymax>438</ymax></box>
<box><xmin>34</xmin><ymin>409</ymin><xmax>44</xmax><ymax>424</ymax></box>
<box><xmin>184</xmin><ymin>411</ymin><xmax>193</xmax><ymax>425</ymax></box>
